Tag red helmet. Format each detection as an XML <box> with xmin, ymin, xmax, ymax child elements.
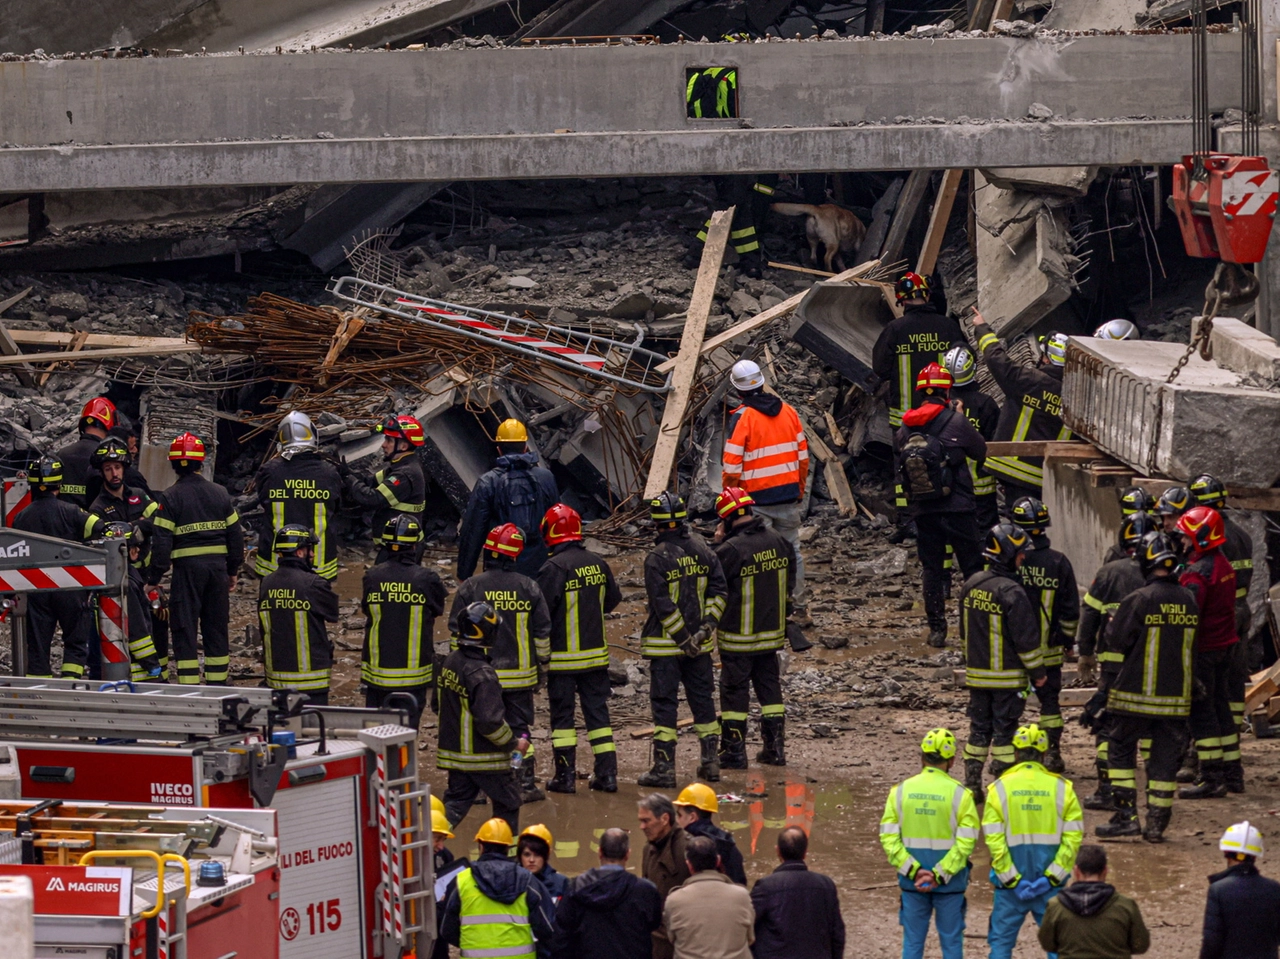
<box><xmin>484</xmin><ymin>523</ymin><xmax>526</xmax><ymax>559</ymax></box>
<box><xmin>541</xmin><ymin>504</ymin><xmax>582</xmax><ymax>547</ymax></box>
<box><xmin>80</xmin><ymin>397</ymin><xmax>117</xmax><ymax>432</ymax></box>
<box><xmin>1176</xmin><ymin>505</ymin><xmax>1226</xmax><ymax>552</ymax></box>
<box><xmin>716</xmin><ymin>486</ymin><xmax>755</xmax><ymax>519</ymax></box>
<box><xmin>895</xmin><ymin>272</ymin><xmax>931</xmax><ymax>302</ymax></box>
<box><xmin>915</xmin><ymin>361</ymin><xmax>953</xmax><ymax>392</ymax></box>
<box><xmin>378</xmin><ymin>415</ymin><xmax>426</xmax><ymax>448</ymax></box>
<box><xmin>168</xmin><ymin>431</ymin><xmax>206</xmax><ymax>464</ymax></box>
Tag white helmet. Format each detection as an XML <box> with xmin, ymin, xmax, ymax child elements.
<box><xmin>1220</xmin><ymin>821</ymin><xmax>1264</xmax><ymax>860</ymax></box>
<box><xmin>942</xmin><ymin>345</ymin><xmax>976</xmax><ymax>387</ymax></box>
<box><xmin>731</xmin><ymin>359</ymin><xmax>766</xmax><ymax>392</ymax></box>
<box><xmin>1095</xmin><ymin>319</ymin><xmax>1138</xmax><ymax>341</ymax></box>
<box><xmin>277</xmin><ymin>411</ymin><xmax>318</xmax><ymax>460</ymax></box>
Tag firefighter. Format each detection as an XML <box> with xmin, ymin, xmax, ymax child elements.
<box><xmin>1094</xmin><ymin>531</ymin><xmax>1196</xmax><ymax>843</ymax></box>
<box><xmin>1154</xmin><ymin>485</ymin><xmax>1192</xmax><ymax>534</ymax></box>
<box><xmin>721</xmin><ymin>359</ymin><xmax>809</xmax><ymax>618</ymax></box>
<box><xmin>960</xmin><ymin>523</ymin><xmax>1045</xmax><ymax>797</ymax></box>
<box><xmin>456</xmin><ymin>419</ymin><xmax>560</xmax><ymax>583</ymax></box>
<box><xmin>713</xmin><ymin>487</ymin><xmax>794</xmax><ymax>769</ymax></box>
<box><xmin>536</xmin><ymin>505</ymin><xmax>622</xmax><ymax>794</ymax></box>
<box><xmin>1009</xmin><ymin>497</ymin><xmax>1079</xmax><ymax>773</ymax></box>
<box><xmin>942</xmin><ymin>344</ymin><xmax>1001</xmax><ymax>532</ymax></box>
<box><xmin>1176</xmin><ymin>506</ymin><xmax>1242</xmax><ymax>800</ymax></box>
<box><xmin>1100</xmin><ymin>487</ymin><xmax>1157</xmax><ymax>564</ymax></box>
<box><xmin>449</xmin><ymin>522</ymin><xmax>551</xmax><ymax>803</ymax></box>
<box><xmin>12</xmin><ymin>456</ymin><xmax>106</xmax><ymax>679</ymax></box>
<box><xmin>362</xmin><ymin>515</ymin><xmax>447</xmax><ymax>730</ymax></box>
<box><xmin>437</xmin><ymin>602</ymin><xmax>528</xmax><ymax>830</ymax></box>
<box><xmin>102</xmin><ymin>523</ymin><xmax>163</xmax><ymax>682</ymax></box>
<box><xmin>879</xmin><ymin>728</ymin><xmax>980</xmax><ymax>959</ymax></box>
<box><xmin>345</xmin><ymin>414</ymin><xmax>427</xmax><ymax>560</ymax></box>
<box><xmin>1095</xmin><ymin>318</ymin><xmax>1139</xmax><ymax>340</ymax></box>
<box><xmin>638</xmin><ymin>492</ymin><xmax>728</xmax><ymax>788</ymax></box>
<box><xmin>255</xmin><ymin>411</ymin><xmax>344</xmax><ymax>582</ymax></box>
<box><xmin>259</xmin><ymin>524</ymin><xmax>339</xmax><ymax>703</ymax></box>
<box><xmin>674</xmin><ymin>783</ymin><xmax>747</xmax><ymax>886</ymax></box>
<box><xmin>1076</xmin><ymin>511</ymin><xmax>1156</xmax><ymax>811</ymax></box>
<box><xmin>684</xmin><ymin>175</ymin><xmax>778</xmax><ymax>278</ymax></box>
<box><xmin>971</xmin><ymin>312</ymin><xmax>1072</xmax><ymax>500</ymax></box>
<box><xmin>686</xmin><ymin>66</ymin><xmax>737</xmax><ymax>119</ymax></box>
<box><xmin>982</xmin><ymin>723</ymin><xmax>1083</xmax><ymax>959</ymax></box>
<box><xmin>872</xmin><ymin>273</ymin><xmax>967</xmax><ymax>430</ymax></box>
<box><xmin>56</xmin><ymin>396</ymin><xmax>117</xmax><ymax>508</ymax></box>
<box><xmin>147</xmin><ymin>432</ymin><xmax>244</xmax><ymax>685</ymax></box>
<box><xmin>894</xmin><ymin>361</ymin><xmax>987</xmax><ymax>648</ymax></box>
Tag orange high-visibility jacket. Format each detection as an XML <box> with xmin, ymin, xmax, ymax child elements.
<box><xmin>721</xmin><ymin>399</ymin><xmax>808</xmax><ymax>505</ymax></box>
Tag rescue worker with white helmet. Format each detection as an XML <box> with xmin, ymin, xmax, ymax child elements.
<box><xmin>674</xmin><ymin>783</ymin><xmax>746</xmax><ymax>885</ymax></box>
<box><xmin>942</xmin><ymin>344</ymin><xmax>1001</xmax><ymax>531</ymax></box>
<box><xmin>1094</xmin><ymin>318</ymin><xmax>1139</xmax><ymax>340</ymax></box>
<box><xmin>1200</xmin><ymin>822</ymin><xmax>1280</xmax><ymax>959</ymax></box>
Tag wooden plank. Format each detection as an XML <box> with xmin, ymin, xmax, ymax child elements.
<box><xmin>1245</xmin><ymin>677</ymin><xmax>1279</xmax><ymax>715</ymax></box>
<box><xmin>1269</xmin><ymin>695</ymin><xmax>1280</xmax><ymax>720</ymax></box>
<box><xmin>768</xmin><ymin>261</ymin><xmax>835</xmax><ymax>278</ymax></box>
<box><xmin>880</xmin><ymin>169</ymin><xmax>931</xmax><ymax>264</ymax></box>
<box><xmin>805</xmin><ymin>426</ymin><xmax>856</xmax><ymax>514</ymax></box>
<box><xmin>916</xmin><ymin>169</ymin><xmax>964</xmax><ymax>276</ymax></box>
<box><xmin>0</xmin><ymin>286</ymin><xmax>37</xmax><ymax>388</ymax></box>
<box><xmin>984</xmin><ymin>440</ymin><xmax>1101</xmax><ymax>458</ymax></box>
<box><xmin>643</xmin><ymin>206</ymin><xmax>733</xmax><ymax>500</ymax></box>
<box><xmin>38</xmin><ymin>330</ymin><xmax>88</xmax><ymax>387</ymax></box>
<box><xmin>824</xmin><ymin>410</ymin><xmax>847</xmax><ymax>450</ymax></box>
<box><xmin>319</xmin><ymin>314</ymin><xmax>366</xmax><ymax>386</ymax></box>
<box><xmin>0</xmin><ymin>342</ymin><xmax>202</xmax><ymax>366</ymax></box>
<box><xmin>7</xmin><ymin>330</ymin><xmax>188</xmax><ymax>349</ymax></box>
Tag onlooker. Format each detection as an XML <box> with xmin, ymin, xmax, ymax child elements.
<box><xmin>1038</xmin><ymin>845</ymin><xmax>1150</xmax><ymax>959</ymax></box>
<box><xmin>664</xmin><ymin>836</ymin><xmax>755</xmax><ymax>959</ymax></box>
<box><xmin>551</xmin><ymin>827</ymin><xmax>662</xmax><ymax>959</ymax></box>
<box><xmin>751</xmin><ymin>826</ymin><xmax>845</xmax><ymax>959</ymax></box>
<box><xmin>639</xmin><ymin>793</ymin><xmax>690</xmax><ymax>959</ymax></box>
<box><xmin>1200</xmin><ymin>821</ymin><xmax>1280</xmax><ymax>959</ymax></box>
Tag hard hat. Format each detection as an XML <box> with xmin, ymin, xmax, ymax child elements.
<box><xmin>1118</xmin><ymin>486</ymin><xmax>1156</xmax><ymax>516</ymax></box>
<box><xmin>895</xmin><ymin>272</ymin><xmax>930</xmax><ymax>302</ymax></box>
<box><xmin>474</xmin><ymin>817</ymin><xmax>514</xmax><ymax>846</ymax></box>
<box><xmin>649</xmin><ymin>491</ymin><xmax>688</xmax><ymax>525</ymax></box>
<box><xmin>1177</xmin><ymin>506</ymin><xmax>1227</xmax><ymax>551</ymax></box>
<box><xmin>1041</xmin><ymin>333</ymin><xmax>1069</xmax><ymax>367</ymax></box>
<box><xmin>920</xmin><ymin>728</ymin><xmax>957</xmax><ymax>760</ymax></box>
<box><xmin>430</xmin><ymin>809</ymin><xmax>454</xmax><ymax>839</ymax></box>
<box><xmin>1094</xmin><ymin>319</ymin><xmax>1139</xmax><ymax>340</ymax></box>
<box><xmin>1220</xmin><ymin>821</ymin><xmax>1265</xmax><ymax>860</ymax></box>
<box><xmin>675</xmin><ymin>782</ymin><xmax>719</xmax><ymax>814</ymax></box>
<box><xmin>915</xmin><ymin>362</ymin><xmax>953</xmax><ymax>392</ymax></box>
<box><xmin>26</xmin><ymin>456</ymin><xmax>63</xmax><ymax>492</ymax></box>
<box><xmin>519</xmin><ymin>823</ymin><xmax>554</xmax><ymax>847</ymax></box>
<box><xmin>103</xmin><ymin>521</ymin><xmax>145</xmax><ymax>549</ymax></box>
<box><xmin>941</xmin><ymin>346</ymin><xmax>976</xmax><ymax>387</ymax></box>
<box><xmin>377</xmin><ymin>415</ymin><xmax>426</xmax><ymax>448</ymax></box>
<box><xmin>1118</xmin><ymin>511</ymin><xmax>1159</xmax><ymax>552</ymax></box>
<box><xmin>273</xmin><ymin>524</ymin><xmax>318</xmax><ymax>554</ymax></box>
<box><xmin>716</xmin><ymin>486</ymin><xmax>755</xmax><ymax>520</ymax></box>
<box><xmin>982</xmin><ymin>522</ymin><xmax>1029</xmax><ymax>568</ymax></box>
<box><xmin>495</xmin><ymin>418</ymin><xmax>529</xmax><ymax>444</ymax></box>
<box><xmin>541</xmin><ymin>504</ymin><xmax>583</xmax><ymax>547</ymax></box>
<box><xmin>458</xmin><ymin>602</ymin><xmax>502</xmax><ymax>646</ymax></box>
<box><xmin>168</xmin><ymin>432</ymin><xmax>206</xmax><ymax>465</ymax></box>
<box><xmin>80</xmin><ymin>397</ymin><xmax>117</xmax><ymax>433</ymax></box>
<box><xmin>90</xmin><ymin>437</ymin><xmax>132</xmax><ymax>470</ymax></box>
<box><xmin>1012</xmin><ymin>723</ymin><xmax>1049</xmax><ymax>753</ymax></box>
<box><xmin>1010</xmin><ymin>496</ymin><xmax>1050</xmax><ymax>532</ymax></box>
<box><xmin>484</xmin><ymin>523</ymin><xmax>525</xmax><ymax>559</ymax></box>
<box><xmin>277</xmin><ymin>411</ymin><xmax>318</xmax><ymax>451</ymax></box>
<box><xmin>1154</xmin><ymin>486</ymin><xmax>1192</xmax><ymax>518</ymax></box>
<box><xmin>380</xmin><ymin>514</ymin><xmax>424</xmax><ymax>548</ymax></box>
<box><xmin>431</xmin><ymin>794</ymin><xmax>446</xmax><ymax>817</ymax></box>
<box><xmin>730</xmin><ymin>359</ymin><xmax>766</xmax><ymax>392</ymax></box>
<box><xmin>722</xmin><ymin>31</ymin><xmax>751</xmax><ymax>42</ymax></box>
<box><xmin>1137</xmin><ymin>531</ymin><xmax>1179</xmax><ymax>575</ymax></box>
<box><xmin>1189</xmin><ymin>473</ymin><xmax>1228</xmax><ymax>507</ymax></box>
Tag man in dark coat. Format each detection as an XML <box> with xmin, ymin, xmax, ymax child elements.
<box><xmin>750</xmin><ymin>827</ymin><xmax>845</xmax><ymax>959</ymax></box>
<box><xmin>551</xmin><ymin>827</ymin><xmax>662</xmax><ymax>959</ymax></box>
<box><xmin>1200</xmin><ymin>821</ymin><xmax>1280</xmax><ymax>959</ymax></box>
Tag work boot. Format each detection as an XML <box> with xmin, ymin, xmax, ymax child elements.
<box><xmin>681</xmin><ymin>248</ymin><xmax>701</xmax><ymax>269</ymax></box>
<box><xmin>720</xmin><ymin>721</ymin><xmax>748</xmax><ymax>770</ymax></box>
<box><xmin>963</xmin><ymin>760</ymin><xmax>984</xmax><ymax>799</ymax></box>
<box><xmin>1143</xmin><ymin>806</ymin><xmax>1172</xmax><ymax>844</ymax></box>
<box><xmin>988</xmin><ymin>759</ymin><xmax>1012</xmax><ymax>781</ymax></box>
<box><xmin>926</xmin><ymin>628</ymin><xmax>948</xmax><ymax>649</ymax></box>
<box><xmin>1224</xmin><ymin>759</ymin><xmax>1245</xmax><ymax>794</ymax></box>
<box><xmin>756</xmin><ymin>717</ymin><xmax>786</xmax><ymax>766</ymax></box>
<box><xmin>547</xmin><ymin>748</ymin><xmax>576</xmax><ymax>794</ymax></box>
<box><xmin>1082</xmin><ymin>778</ymin><xmax>1117</xmax><ymax>812</ymax></box>
<box><xmin>1042</xmin><ymin>745</ymin><xmax>1065</xmax><ymax>774</ymax></box>
<box><xmin>590</xmin><ymin>753</ymin><xmax>618</xmax><ymax>793</ymax></box>
<box><xmin>520</xmin><ymin>759</ymin><xmax>545</xmax><ymax>803</ymax></box>
<box><xmin>1179</xmin><ymin>761</ymin><xmax>1228</xmax><ymax>800</ymax></box>
<box><xmin>697</xmin><ymin>735</ymin><xmax>721</xmax><ymax>783</ymax></box>
<box><xmin>638</xmin><ymin>741</ymin><xmax>677</xmax><ymax>789</ymax></box>
<box><xmin>1095</xmin><ymin>790</ymin><xmax>1141</xmax><ymax>838</ymax></box>
<box><xmin>1175</xmin><ymin>750</ymin><xmax>1199</xmax><ymax>784</ymax></box>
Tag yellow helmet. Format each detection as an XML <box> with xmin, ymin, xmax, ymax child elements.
<box><xmin>431</xmin><ymin>794</ymin><xmax>445</xmax><ymax>818</ymax></box>
<box><xmin>675</xmin><ymin>782</ymin><xmax>719</xmax><ymax>814</ymax></box>
<box><xmin>519</xmin><ymin>824</ymin><xmax>554</xmax><ymax>847</ymax></box>
<box><xmin>496</xmin><ymin>418</ymin><xmax>528</xmax><ymax>443</ymax></box>
<box><xmin>431</xmin><ymin>809</ymin><xmax>454</xmax><ymax>839</ymax></box>
<box><xmin>1013</xmin><ymin>723</ymin><xmax>1049</xmax><ymax>754</ymax></box>
<box><xmin>921</xmin><ymin>728</ymin><xmax>957</xmax><ymax>760</ymax></box>
<box><xmin>475</xmin><ymin>817</ymin><xmax>514</xmax><ymax>846</ymax></box>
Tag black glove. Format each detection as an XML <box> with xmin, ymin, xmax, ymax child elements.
<box><xmin>678</xmin><ymin>629</ymin><xmax>704</xmax><ymax>658</ymax></box>
<box><xmin>1079</xmin><ymin>687</ymin><xmax>1109</xmax><ymax>731</ymax></box>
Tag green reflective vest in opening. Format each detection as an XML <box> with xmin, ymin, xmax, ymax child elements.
<box><xmin>456</xmin><ymin>868</ymin><xmax>535</xmax><ymax>959</ymax></box>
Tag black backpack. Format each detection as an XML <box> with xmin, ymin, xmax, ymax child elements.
<box><xmin>897</xmin><ymin>410</ymin><xmax>955</xmax><ymax>503</ymax></box>
<box><xmin>497</xmin><ymin>465</ymin><xmax>542</xmax><ymax>543</ymax></box>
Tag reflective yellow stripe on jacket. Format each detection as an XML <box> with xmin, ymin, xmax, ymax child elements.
<box><xmin>456</xmin><ymin>869</ymin><xmax>535</xmax><ymax>959</ymax></box>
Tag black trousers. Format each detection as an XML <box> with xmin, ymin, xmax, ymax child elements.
<box><xmin>25</xmin><ymin>591</ymin><xmax>92</xmax><ymax>677</ymax></box>
<box><xmin>1108</xmin><ymin>713</ymin><xmax>1186</xmax><ymax>810</ymax></box>
<box><xmin>1191</xmin><ymin>648</ymin><xmax>1237</xmax><ymax>765</ymax></box>
<box><xmin>152</xmin><ymin>613</ymin><xmax>170</xmax><ymax>670</ymax></box>
<box><xmin>720</xmin><ymin>651</ymin><xmax>784</xmax><ymax>722</ymax></box>
<box><xmin>649</xmin><ymin>654</ymin><xmax>719</xmax><ymax>742</ymax></box>
<box><xmin>1038</xmin><ymin>666</ymin><xmax>1063</xmax><ymax>737</ymax></box>
<box><xmin>916</xmin><ymin>512</ymin><xmax>983</xmax><ymax>630</ymax></box>
<box><xmin>964</xmin><ymin>688</ymin><xmax>1025</xmax><ymax>767</ymax></box>
<box><xmin>169</xmin><ymin>561</ymin><xmax>230</xmax><ymax>685</ymax></box>
<box><xmin>365</xmin><ymin>683</ymin><xmax>430</xmax><ymax>730</ymax></box>
<box><xmin>975</xmin><ymin>493</ymin><xmax>1000</xmax><ymax>536</ymax></box>
<box><xmin>443</xmin><ymin>769</ymin><xmax>521</xmax><ymax>834</ymax></box>
<box><xmin>548</xmin><ymin>669</ymin><xmax>615</xmax><ymax>775</ymax></box>
<box><xmin>1228</xmin><ymin>637</ymin><xmax>1249</xmax><ymax>729</ymax></box>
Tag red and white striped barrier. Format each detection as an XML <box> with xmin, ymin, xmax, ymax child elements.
<box><xmin>396</xmin><ymin>300</ymin><xmax>606</xmax><ymax>371</ymax></box>
<box><xmin>96</xmin><ymin>593</ymin><xmax>131</xmax><ymax>669</ymax></box>
<box><xmin>3</xmin><ymin>478</ymin><xmax>29</xmax><ymax>527</ymax></box>
<box><xmin>0</xmin><ymin>563</ymin><xmax>107</xmax><ymax>592</ymax></box>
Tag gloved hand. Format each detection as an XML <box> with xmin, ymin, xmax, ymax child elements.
<box><xmin>679</xmin><ymin>629</ymin><xmax>706</xmax><ymax>658</ymax></box>
<box><xmin>1016</xmin><ymin>876</ymin><xmax>1051</xmax><ymax>901</ymax></box>
<box><xmin>535</xmin><ymin>661</ymin><xmax>550</xmax><ymax>692</ymax></box>
<box><xmin>1077</xmin><ymin>654</ymin><xmax>1097</xmax><ymax>686</ymax></box>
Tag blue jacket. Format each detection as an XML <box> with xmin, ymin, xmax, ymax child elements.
<box><xmin>457</xmin><ymin>453</ymin><xmax>560</xmax><ymax>581</ymax></box>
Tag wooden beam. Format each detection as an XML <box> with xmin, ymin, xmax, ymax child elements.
<box><xmin>1127</xmin><ymin>475</ymin><xmax>1280</xmax><ymax>511</ymax></box>
<box><xmin>768</xmin><ymin>261</ymin><xmax>835</xmax><ymax>278</ymax></box>
<box><xmin>0</xmin><ymin>342</ymin><xmax>202</xmax><ymax>366</ymax></box>
<box><xmin>880</xmin><ymin>169</ymin><xmax>931</xmax><ymax>264</ymax></box>
<box><xmin>824</xmin><ymin>410</ymin><xmax>847</xmax><ymax>450</ymax></box>
<box><xmin>984</xmin><ymin>440</ymin><xmax>1101</xmax><ymax>458</ymax></box>
<box><xmin>6</xmin><ymin>330</ymin><xmax>188</xmax><ymax>350</ymax></box>
<box><xmin>916</xmin><ymin>169</ymin><xmax>964</xmax><ymax>276</ymax></box>
<box><xmin>0</xmin><ymin>287</ymin><xmax>37</xmax><ymax>388</ymax></box>
<box><xmin>319</xmin><ymin>314</ymin><xmax>366</xmax><ymax>386</ymax></box>
<box><xmin>643</xmin><ymin>206</ymin><xmax>733</xmax><ymax>500</ymax></box>
<box><xmin>805</xmin><ymin>426</ymin><xmax>857</xmax><ymax>514</ymax></box>
<box><xmin>38</xmin><ymin>330</ymin><xmax>88</xmax><ymax>387</ymax></box>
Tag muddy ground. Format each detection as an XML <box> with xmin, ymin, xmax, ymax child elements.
<box><xmin>219</xmin><ymin>525</ymin><xmax>1280</xmax><ymax>959</ymax></box>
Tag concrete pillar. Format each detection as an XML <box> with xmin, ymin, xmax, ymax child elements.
<box><xmin>1253</xmin><ymin>0</ymin><xmax>1280</xmax><ymax>340</ymax></box>
<box><xmin>1042</xmin><ymin>458</ymin><xmax>1123</xmax><ymax>591</ymax></box>
<box><xmin>0</xmin><ymin>875</ymin><xmax>34</xmax><ymax>959</ymax></box>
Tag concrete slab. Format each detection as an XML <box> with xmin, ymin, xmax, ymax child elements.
<box><xmin>0</xmin><ymin>0</ymin><xmax>204</xmax><ymax>55</ymax></box>
<box><xmin>1043</xmin><ymin>457</ymin><xmax>1124</xmax><ymax>594</ymax></box>
<box><xmin>787</xmin><ymin>281</ymin><xmax>896</xmax><ymax>391</ymax></box>
<box><xmin>140</xmin><ymin>392</ymin><xmax>218</xmax><ymax>492</ymax></box>
<box><xmin>980</xmin><ymin>166</ymin><xmax>1098</xmax><ymax>197</ymax></box>
<box><xmin>556</xmin><ymin>391</ymin><xmax>658</xmax><ymax>507</ymax></box>
<box><xmin>279</xmin><ymin>182</ymin><xmax>447</xmax><ymax>271</ymax></box>
<box><xmin>1192</xmin><ymin>315</ymin><xmax>1280</xmax><ymax>383</ymax></box>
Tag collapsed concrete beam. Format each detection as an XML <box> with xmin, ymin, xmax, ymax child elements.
<box><xmin>1192</xmin><ymin>316</ymin><xmax>1280</xmax><ymax>382</ymax></box>
<box><xmin>980</xmin><ymin>166</ymin><xmax>1098</xmax><ymax>197</ymax></box>
<box><xmin>279</xmin><ymin>182</ymin><xmax>447</xmax><ymax>271</ymax></box>
<box><xmin>0</xmin><ymin>0</ymin><xmax>205</xmax><ymax>57</ymax></box>
<box><xmin>787</xmin><ymin>281</ymin><xmax>897</xmax><ymax>392</ymax></box>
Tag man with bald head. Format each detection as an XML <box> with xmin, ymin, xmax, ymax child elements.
<box><xmin>551</xmin><ymin>827</ymin><xmax>662</xmax><ymax>959</ymax></box>
<box><xmin>751</xmin><ymin>827</ymin><xmax>845</xmax><ymax>958</ymax></box>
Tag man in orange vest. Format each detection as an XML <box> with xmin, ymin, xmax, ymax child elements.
<box><xmin>721</xmin><ymin>359</ymin><xmax>809</xmax><ymax>616</ymax></box>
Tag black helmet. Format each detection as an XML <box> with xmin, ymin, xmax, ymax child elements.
<box><xmin>90</xmin><ymin>437</ymin><xmax>132</xmax><ymax>471</ymax></box>
<box><xmin>380</xmin><ymin>514</ymin><xmax>424</xmax><ymax>549</ymax></box>
<box><xmin>1118</xmin><ymin>486</ymin><xmax>1156</xmax><ymax>516</ymax></box>
<box><xmin>1154</xmin><ymin>486</ymin><xmax>1192</xmax><ymax>518</ymax></box>
<box><xmin>1010</xmin><ymin>496</ymin><xmax>1050</xmax><ymax>533</ymax></box>
<box><xmin>273</xmin><ymin>524</ymin><xmax>318</xmax><ymax>554</ymax></box>
<box><xmin>458</xmin><ymin>601</ymin><xmax>502</xmax><ymax>646</ymax></box>
<box><xmin>1137</xmin><ymin>531</ymin><xmax>1179</xmax><ymax>575</ymax></box>
<box><xmin>1118</xmin><ymin>511</ymin><xmax>1159</xmax><ymax>552</ymax></box>
<box><xmin>983</xmin><ymin>522</ymin><xmax>1029</xmax><ymax>568</ymax></box>
<box><xmin>26</xmin><ymin>456</ymin><xmax>63</xmax><ymax>492</ymax></box>
<box><xmin>648</xmin><ymin>491</ymin><xmax>687</xmax><ymax>526</ymax></box>
<box><xmin>1189</xmin><ymin>473</ymin><xmax>1228</xmax><ymax>508</ymax></box>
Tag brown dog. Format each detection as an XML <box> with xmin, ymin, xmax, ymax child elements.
<box><xmin>770</xmin><ymin>202</ymin><xmax>867</xmax><ymax>273</ymax></box>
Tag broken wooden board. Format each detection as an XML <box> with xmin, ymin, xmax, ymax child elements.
<box><xmin>629</xmin><ymin>716</ymin><xmax>695</xmax><ymax>739</ymax></box>
<box><xmin>1245</xmin><ymin>661</ymin><xmax>1280</xmax><ymax>715</ymax></box>
<box><xmin>917</xmin><ymin>169</ymin><xmax>964</xmax><ymax>277</ymax></box>
<box><xmin>319</xmin><ymin>314</ymin><xmax>366</xmax><ymax>386</ymax></box>
<box><xmin>6</xmin><ymin>330</ymin><xmax>188</xmax><ymax>349</ymax></box>
<box><xmin>805</xmin><ymin>425</ymin><xmax>856</xmax><ymax>514</ymax></box>
<box><xmin>38</xmin><ymin>330</ymin><xmax>89</xmax><ymax>387</ymax></box>
<box><xmin>985</xmin><ymin>440</ymin><xmax>1102</xmax><ymax>459</ymax></box>
<box><xmin>0</xmin><ymin>342</ymin><xmax>201</xmax><ymax>366</ymax></box>
<box><xmin>824</xmin><ymin>411</ymin><xmax>847</xmax><ymax>450</ymax></box>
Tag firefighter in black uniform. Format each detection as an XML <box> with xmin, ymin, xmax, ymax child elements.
<box><xmin>12</xmin><ymin>456</ymin><xmax>106</xmax><ymax>679</ymax></box>
<box><xmin>943</xmin><ymin>344</ymin><xmax>1002</xmax><ymax>531</ymax></box>
<box><xmin>449</xmin><ymin>523</ymin><xmax>551</xmax><ymax>803</ymax></box>
<box><xmin>55</xmin><ymin>396</ymin><xmax>116</xmax><ymax>508</ymax></box>
<box><xmin>1009</xmin><ymin>497</ymin><xmax>1079</xmax><ymax>774</ymax></box>
<box><xmin>537</xmin><ymin>504</ymin><xmax>623</xmax><ymax>794</ymax></box>
<box><xmin>873</xmin><ymin>273</ymin><xmax>967</xmax><ymax>430</ymax></box>
<box><xmin>1077</xmin><ymin>512</ymin><xmax>1156</xmax><ymax>811</ymax></box>
<box><xmin>637</xmin><ymin>492</ymin><xmax>729</xmax><ymax>788</ymax></box>
<box><xmin>102</xmin><ymin>523</ymin><xmax>163</xmax><ymax>681</ymax></box>
<box><xmin>256</xmin><ymin>411</ymin><xmax>345</xmax><ymax>582</ymax></box>
<box><xmin>259</xmin><ymin>524</ymin><xmax>340</xmax><ymax>704</ymax></box>
<box><xmin>437</xmin><ymin>601</ymin><xmax>528</xmax><ymax>831</ymax></box>
<box><xmin>362</xmin><ymin>515</ymin><xmax>447</xmax><ymax>729</ymax></box>
<box><xmin>1154</xmin><ymin>485</ymin><xmax>1192</xmax><ymax>535</ymax></box>
<box><xmin>345</xmin><ymin>415</ymin><xmax>427</xmax><ymax>561</ymax></box>
<box><xmin>713</xmin><ymin>487</ymin><xmax>795</xmax><ymax>770</ymax></box>
<box><xmin>1095</xmin><ymin>532</ymin><xmax>1197</xmax><ymax>844</ymax></box>
<box><xmin>1100</xmin><ymin>487</ymin><xmax>1157</xmax><ymax>565</ymax></box>
<box><xmin>147</xmin><ymin>432</ymin><xmax>244</xmax><ymax>686</ymax></box>
<box><xmin>684</xmin><ymin>175</ymin><xmax>779</xmax><ymax>278</ymax></box>
<box><xmin>960</xmin><ymin>522</ymin><xmax>1045</xmax><ymax>797</ymax></box>
<box><xmin>972</xmin><ymin>313</ymin><xmax>1072</xmax><ymax>501</ymax></box>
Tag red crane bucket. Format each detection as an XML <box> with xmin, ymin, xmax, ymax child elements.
<box><xmin>1172</xmin><ymin>154</ymin><xmax>1279</xmax><ymax>264</ymax></box>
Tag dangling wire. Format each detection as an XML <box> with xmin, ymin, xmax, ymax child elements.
<box><xmin>1241</xmin><ymin>0</ymin><xmax>1261</xmax><ymax>156</ymax></box>
<box><xmin>1192</xmin><ymin>0</ymin><xmax>1211</xmax><ymax>157</ymax></box>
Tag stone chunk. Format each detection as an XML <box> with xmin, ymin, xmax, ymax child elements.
<box><xmin>1192</xmin><ymin>316</ymin><xmax>1280</xmax><ymax>382</ymax></box>
<box><xmin>45</xmin><ymin>291</ymin><xmax>88</xmax><ymax>320</ymax></box>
